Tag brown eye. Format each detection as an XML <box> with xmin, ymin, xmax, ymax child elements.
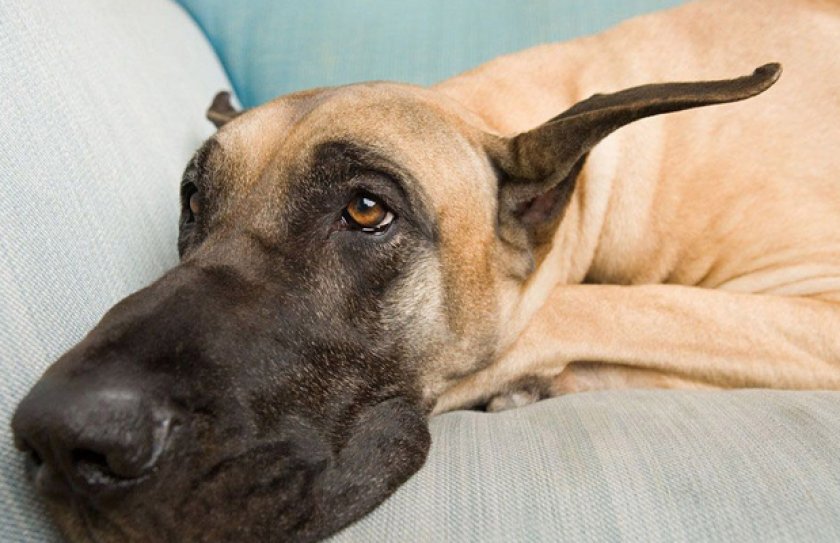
<box><xmin>189</xmin><ymin>192</ymin><xmax>200</xmax><ymax>216</ymax></box>
<box><xmin>182</xmin><ymin>182</ymin><xmax>199</xmax><ymax>224</ymax></box>
<box><xmin>343</xmin><ymin>194</ymin><xmax>394</xmax><ymax>232</ymax></box>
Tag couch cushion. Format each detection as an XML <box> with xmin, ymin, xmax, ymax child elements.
<box><xmin>176</xmin><ymin>0</ymin><xmax>684</xmax><ymax>108</ymax></box>
<box><xmin>332</xmin><ymin>390</ymin><xmax>840</xmax><ymax>542</ymax></box>
<box><xmin>0</xmin><ymin>0</ymin><xmax>230</xmax><ymax>540</ymax></box>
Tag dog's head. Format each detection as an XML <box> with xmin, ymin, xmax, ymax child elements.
<box><xmin>12</xmin><ymin>65</ymin><xmax>779</xmax><ymax>542</ymax></box>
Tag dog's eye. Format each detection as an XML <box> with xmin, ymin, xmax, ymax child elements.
<box><xmin>189</xmin><ymin>192</ymin><xmax>200</xmax><ymax>216</ymax></box>
<box><xmin>182</xmin><ymin>183</ymin><xmax>200</xmax><ymax>224</ymax></box>
<box><xmin>342</xmin><ymin>194</ymin><xmax>394</xmax><ymax>233</ymax></box>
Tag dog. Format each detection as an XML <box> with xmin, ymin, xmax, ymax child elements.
<box><xmin>12</xmin><ymin>0</ymin><xmax>840</xmax><ymax>541</ymax></box>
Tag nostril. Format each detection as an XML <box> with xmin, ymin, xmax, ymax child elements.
<box><xmin>14</xmin><ymin>438</ymin><xmax>71</xmax><ymax>498</ymax></box>
<box><xmin>71</xmin><ymin>448</ymin><xmax>107</xmax><ymax>469</ymax></box>
<box><xmin>28</xmin><ymin>447</ymin><xmax>43</xmax><ymax>468</ymax></box>
<box><xmin>71</xmin><ymin>444</ymin><xmax>162</xmax><ymax>487</ymax></box>
<box><xmin>15</xmin><ymin>438</ymin><xmax>40</xmax><ymax>463</ymax></box>
<box><xmin>67</xmin><ymin>412</ymin><xmax>174</xmax><ymax>486</ymax></box>
<box><xmin>18</xmin><ymin>440</ymin><xmax>44</xmax><ymax>475</ymax></box>
<box><xmin>71</xmin><ymin>448</ymin><xmax>116</xmax><ymax>484</ymax></box>
<box><xmin>14</xmin><ymin>381</ymin><xmax>176</xmax><ymax>495</ymax></box>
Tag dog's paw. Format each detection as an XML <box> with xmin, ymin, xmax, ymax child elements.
<box><xmin>485</xmin><ymin>389</ymin><xmax>542</xmax><ymax>412</ymax></box>
<box><xmin>483</xmin><ymin>376</ymin><xmax>554</xmax><ymax>412</ymax></box>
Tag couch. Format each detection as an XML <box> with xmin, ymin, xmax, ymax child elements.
<box><xmin>2</xmin><ymin>0</ymin><xmax>840</xmax><ymax>541</ymax></box>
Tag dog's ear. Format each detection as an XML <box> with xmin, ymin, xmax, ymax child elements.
<box><xmin>489</xmin><ymin>63</ymin><xmax>781</xmax><ymax>253</ymax></box>
<box><xmin>206</xmin><ymin>91</ymin><xmax>243</xmax><ymax>128</ymax></box>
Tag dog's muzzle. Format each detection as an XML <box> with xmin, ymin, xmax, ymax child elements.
<box><xmin>10</xmin><ymin>260</ymin><xmax>430</xmax><ymax>542</ymax></box>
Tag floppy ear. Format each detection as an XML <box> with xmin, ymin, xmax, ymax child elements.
<box><xmin>490</xmin><ymin>63</ymin><xmax>782</xmax><ymax>252</ymax></box>
<box><xmin>206</xmin><ymin>91</ymin><xmax>243</xmax><ymax>128</ymax></box>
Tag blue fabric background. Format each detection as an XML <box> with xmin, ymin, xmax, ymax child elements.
<box><xmin>176</xmin><ymin>0</ymin><xmax>685</xmax><ymax>108</ymax></box>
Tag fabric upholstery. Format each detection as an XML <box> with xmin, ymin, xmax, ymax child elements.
<box><xmin>332</xmin><ymin>390</ymin><xmax>840</xmax><ymax>542</ymax></box>
<box><xmin>175</xmin><ymin>0</ymin><xmax>685</xmax><ymax>108</ymax></box>
<box><xmin>0</xmin><ymin>0</ymin><xmax>230</xmax><ymax>540</ymax></box>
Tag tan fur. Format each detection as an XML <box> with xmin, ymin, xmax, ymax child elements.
<box><xmin>433</xmin><ymin>0</ymin><xmax>840</xmax><ymax>412</ymax></box>
<box><xmin>213</xmin><ymin>0</ymin><xmax>840</xmax><ymax>414</ymax></box>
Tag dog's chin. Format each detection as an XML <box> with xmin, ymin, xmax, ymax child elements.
<box><xmin>50</xmin><ymin>502</ymin><xmax>144</xmax><ymax>543</ymax></box>
<box><xmin>45</xmin><ymin>438</ymin><xmax>331</xmax><ymax>543</ymax></box>
<box><xmin>48</xmin><ymin>503</ymin><xmax>103</xmax><ymax>543</ymax></box>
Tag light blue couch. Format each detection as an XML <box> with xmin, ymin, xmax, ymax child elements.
<box><xmin>2</xmin><ymin>1</ymin><xmax>840</xmax><ymax>541</ymax></box>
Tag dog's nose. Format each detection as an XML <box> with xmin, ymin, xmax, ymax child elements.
<box><xmin>11</xmin><ymin>377</ymin><xmax>173</xmax><ymax>498</ymax></box>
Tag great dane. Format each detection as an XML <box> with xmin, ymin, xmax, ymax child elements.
<box><xmin>12</xmin><ymin>0</ymin><xmax>840</xmax><ymax>541</ymax></box>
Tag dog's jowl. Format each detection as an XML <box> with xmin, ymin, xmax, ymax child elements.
<box><xmin>12</xmin><ymin>0</ymin><xmax>840</xmax><ymax>541</ymax></box>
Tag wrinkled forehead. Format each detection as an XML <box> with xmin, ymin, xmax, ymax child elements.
<box><xmin>204</xmin><ymin>83</ymin><xmax>496</xmax><ymax>216</ymax></box>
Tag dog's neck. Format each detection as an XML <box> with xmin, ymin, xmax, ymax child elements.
<box><xmin>434</xmin><ymin>42</ymin><xmax>587</xmax><ymax>136</ymax></box>
<box><xmin>434</xmin><ymin>15</ymin><xmax>694</xmax><ymax>346</ymax></box>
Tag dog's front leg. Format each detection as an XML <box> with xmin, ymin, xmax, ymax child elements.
<box><xmin>433</xmin><ymin>284</ymin><xmax>840</xmax><ymax>413</ymax></box>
